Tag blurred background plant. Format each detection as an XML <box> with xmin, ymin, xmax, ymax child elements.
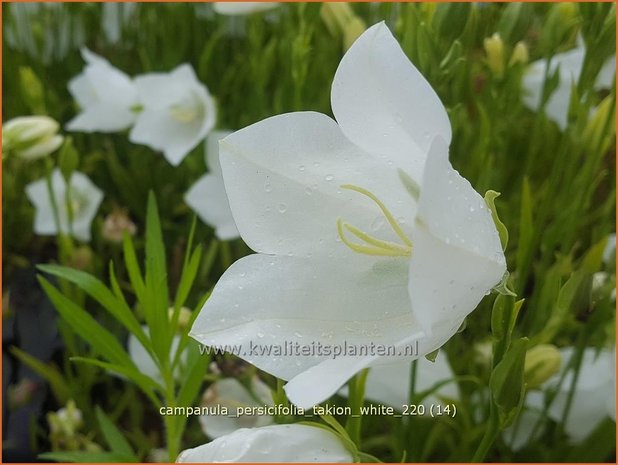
<box><xmin>2</xmin><ymin>2</ymin><xmax>616</xmax><ymax>463</ymax></box>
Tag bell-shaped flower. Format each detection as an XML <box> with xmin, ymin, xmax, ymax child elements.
<box><xmin>25</xmin><ymin>168</ymin><xmax>103</xmax><ymax>242</ymax></box>
<box><xmin>522</xmin><ymin>41</ymin><xmax>616</xmax><ymax>130</ymax></box>
<box><xmin>199</xmin><ymin>376</ymin><xmax>273</xmax><ymax>438</ymax></box>
<box><xmin>129</xmin><ymin>64</ymin><xmax>216</xmax><ymax>166</ymax></box>
<box><xmin>3</xmin><ymin>116</ymin><xmax>63</xmax><ymax>160</ymax></box>
<box><xmin>212</xmin><ymin>2</ymin><xmax>279</xmax><ymax>16</ymax></box>
<box><xmin>184</xmin><ymin>130</ymin><xmax>239</xmax><ymax>240</ymax></box>
<box><xmin>190</xmin><ymin>22</ymin><xmax>506</xmax><ymax>409</ymax></box>
<box><xmin>66</xmin><ymin>48</ymin><xmax>138</xmax><ymax>133</ymax></box>
<box><xmin>176</xmin><ymin>424</ymin><xmax>353</xmax><ymax>462</ymax></box>
<box><xmin>340</xmin><ymin>351</ymin><xmax>459</xmax><ymax>409</ymax></box>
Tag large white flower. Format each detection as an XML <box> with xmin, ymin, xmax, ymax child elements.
<box><xmin>184</xmin><ymin>130</ymin><xmax>240</xmax><ymax>240</ymax></box>
<box><xmin>25</xmin><ymin>168</ymin><xmax>103</xmax><ymax>242</ymax></box>
<box><xmin>66</xmin><ymin>48</ymin><xmax>138</xmax><ymax>132</ymax></box>
<box><xmin>199</xmin><ymin>376</ymin><xmax>273</xmax><ymax>438</ymax></box>
<box><xmin>212</xmin><ymin>2</ymin><xmax>279</xmax><ymax>16</ymax></box>
<box><xmin>129</xmin><ymin>64</ymin><xmax>216</xmax><ymax>166</ymax></box>
<box><xmin>190</xmin><ymin>22</ymin><xmax>506</xmax><ymax>409</ymax></box>
<box><xmin>523</xmin><ymin>42</ymin><xmax>616</xmax><ymax>130</ymax></box>
<box><xmin>176</xmin><ymin>424</ymin><xmax>353</xmax><ymax>462</ymax></box>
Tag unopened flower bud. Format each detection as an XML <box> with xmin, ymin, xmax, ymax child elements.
<box><xmin>168</xmin><ymin>306</ymin><xmax>193</xmax><ymax>332</ymax></box>
<box><xmin>48</xmin><ymin>400</ymin><xmax>83</xmax><ymax>437</ymax></box>
<box><xmin>509</xmin><ymin>41</ymin><xmax>529</xmax><ymax>66</ymax></box>
<box><xmin>524</xmin><ymin>344</ymin><xmax>561</xmax><ymax>389</ymax></box>
<box><xmin>102</xmin><ymin>209</ymin><xmax>137</xmax><ymax>243</ymax></box>
<box><xmin>484</xmin><ymin>33</ymin><xmax>505</xmax><ymax>79</ymax></box>
<box><xmin>3</xmin><ymin>116</ymin><xmax>63</xmax><ymax>161</ymax></box>
<box><xmin>583</xmin><ymin>95</ymin><xmax>615</xmax><ymax>156</ymax></box>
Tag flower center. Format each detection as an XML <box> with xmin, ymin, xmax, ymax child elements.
<box><xmin>169</xmin><ymin>92</ymin><xmax>204</xmax><ymax>123</ymax></box>
<box><xmin>337</xmin><ymin>184</ymin><xmax>413</xmax><ymax>257</ymax></box>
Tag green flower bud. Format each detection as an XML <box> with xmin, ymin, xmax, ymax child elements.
<box><xmin>3</xmin><ymin>116</ymin><xmax>63</xmax><ymax>161</ymax></box>
<box><xmin>484</xmin><ymin>33</ymin><xmax>505</xmax><ymax>79</ymax></box>
<box><xmin>524</xmin><ymin>344</ymin><xmax>562</xmax><ymax>389</ymax></box>
<box><xmin>509</xmin><ymin>41</ymin><xmax>529</xmax><ymax>66</ymax></box>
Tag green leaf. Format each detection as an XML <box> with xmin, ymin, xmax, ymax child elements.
<box><xmin>39</xmin><ymin>451</ymin><xmax>137</xmax><ymax>463</ymax></box>
<box><xmin>489</xmin><ymin>337</ymin><xmax>528</xmax><ymax>428</ymax></box>
<box><xmin>70</xmin><ymin>357</ymin><xmax>161</xmax><ymax>403</ymax></box>
<box><xmin>95</xmin><ymin>407</ymin><xmax>136</xmax><ymax>458</ymax></box>
<box><xmin>122</xmin><ymin>233</ymin><xmax>146</xmax><ymax>303</ymax></box>
<box><xmin>37</xmin><ymin>264</ymin><xmax>148</xmax><ymax>349</ymax></box>
<box><xmin>483</xmin><ymin>190</ymin><xmax>508</xmax><ymax>251</ymax></box>
<box><xmin>173</xmin><ymin>244</ymin><xmax>203</xmax><ymax>312</ymax></box>
<box><xmin>58</xmin><ymin>137</ymin><xmax>79</xmax><ymax>181</ymax></box>
<box><xmin>38</xmin><ymin>277</ymin><xmax>134</xmax><ymax>369</ymax></box>
<box><xmin>491</xmin><ymin>295</ymin><xmax>525</xmax><ymax>361</ymax></box>
<box><xmin>9</xmin><ymin>346</ymin><xmax>71</xmax><ymax>404</ymax></box>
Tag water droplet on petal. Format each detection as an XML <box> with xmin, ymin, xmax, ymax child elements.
<box><xmin>264</xmin><ymin>181</ymin><xmax>272</xmax><ymax>193</ymax></box>
<box><xmin>305</xmin><ymin>186</ymin><xmax>313</xmax><ymax>195</ymax></box>
<box><xmin>277</xmin><ymin>203</ymin><xmax>287</xmax><ymax>213</ymax></box>
<box><xmin>299</xmin><ymin>165</ymin><xmax>305</xmax><ymax>171</ymax></box>
<box><xmin>325</xmin><ymin>174</ymin><xmax>334</xmax><ymax>182</ymax></box>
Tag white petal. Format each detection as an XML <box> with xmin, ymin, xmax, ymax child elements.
<box><xmin>205</xmin><ymin>129</ymin><xmax>233</xmax><ymax>173</ymax></box>
<box><xmin>190</xmin><ymin>253</ymin><xmax>419</xmax><ymax>384</ymax></box>
<box><xmin>503</xmin><ymin>391</ymin><xmax>545</xmax><ymax>451</ymax></box>
<box><xmin>68</xmin><ymin>73</ymin><xmax>98</xmax><ymax>109</ymax></box>
<box><xmin>219</xmin><ymin>111</ymin><xmax>415</xmax><ymax>258</ymax></box>
<box><xmin>212</xmin><ymin>2</ymin><xmax>279</xmax><ymax>15</ymax></box>
<box><xmin>66</xmin><ymin>103</ymin><xmax>136</xmax><ymax>133</ymax></box>
<box><xmin>596</xmin><ymin>55</ymin><xmax>616</xmax><ymax>90</ymax></box>
<box><xmin>68</xmin><ymin>172</ymin><xmax>104</xmax><ymax>242</ymax></box>
<box><xmin>177</xmin><ymin>424</ymin><xmax>353</xmax><ymax>463</ymax></box>
<box><xmin>185</xmin><ymin>174</ymin><xmax>239</xmax><ymax>240</ymax></box>
<box><xmin>409</xmin><ymin>137</ymin><xmax>505</xmax><ymax>333</ymax></box>
<box><xmin>331</xmin><ymin>22</ymin><xmax>451</xmax><ymax>182</ymax></box>
<box><xmin>128</xmin><ymin>325</ymin><xmax>184</xmax><ymax>383</ymax></box>
<box><xmin>199</xmin><ymin>377</ymin><xmax>273</xmax><ymax>439</ymax></box>
<box><xmin>25</xmin><ymin>175</ymin><xmax>60</xmax><ymax>235</ymax></box>
<box><xmin>344</xmin><ymin>351</ymin><xmax>459</xmax><ymax>410</ymax></box>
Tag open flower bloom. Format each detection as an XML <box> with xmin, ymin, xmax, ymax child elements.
<box><xmin>340</xmin><ymin>351</ymin><xmax>459</xmax><ymax>409</ymax></box>
<box><xmin>184</xmin><ymin>130</ymin><xmax>240</xmax><ymax>240</ymax></box>
<box><xmin>522</xmin><ymin>42</ymin><xmax>616</xmax><ymax>130</ymax></box>
<box><xmin>129</xmin><ymin>64</ymin><xmax>216</xmax><ymax>166</ymax></box>
<box><xmin>177</xmin><ymin>424</ymin><xmax>353</xmax><ymax>462</ymax></box>
<box><xmin>212</xmin><ymin>2</ymin><xmax>279</xmax><ymax>16</ymax></box>
<box><xmin>25</xmin><ymin>168</ymin><xmax>103</xmax><ymax>242</ymax></box>
<box><xmin>190</xmin><ymin>22</ymin><xmax>506</xmax><ymax>409</ymax></box>
<box><xmin>3</xmin><ymin>116</ymin><xmax>63</xmax><ymax>160</ymax></box>
<box><xmin>66</xmin><ymin>48</ymin><xmax>138</xmax><ymax>132</ymax></box>
<box><xmin>199</xmin><ymin>376</ymin><xmax>273</xmax><ymax>438</ymax></box>
<box><xmin>505</xmin><ymin>346</ymin><xmax>615</xmax><ymax>449</ymax></box>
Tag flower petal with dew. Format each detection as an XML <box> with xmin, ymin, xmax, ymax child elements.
<box><xmin>199</xmin><ymin>376</ymin><xmax>273</xmax><ymax>439</ymax></box>
<box><xmin>129</xmin><ymin>64</ymin><xmax>216</xmax><ymax>166</ymax></box>
<box><xmin>340</xmin><ymin>350</ymin><xmax>459</xmax><ymax>410</ymax></box>
<box><xmin>190</xmin><ymin>22</ymin><xmax>505</xmax><ymax>409</ymax></box>
<box><xmin>522</xmin><ymin>41</ymin><xmax>616</xmax><ymax>130</ymax></box>
<box><xmin>3</xmin><ymin>115</ymin><xmax>63</xmax><ymax>160</ymax></box>
<box><xmin>184</xmin><ymin>130</ymin><xmax>239</xmax><ymax>240</ymax></box>
<box><xmin>212</xmin><ymin>2</ymin><xmax>279</xmax><ymax>16</ymax></box>
<box><xmin>25</xmin><ymin>168</ymin><xmax>103</xmax><ymax>242</ymax></box>
<box><xmin>176</xmin><ymin>424</ymin><xmax>353</xmax><ymax>463</ymax></box>
<box><xmin>66</xmin><ymin>48</ymin><xmax>138</xmax><ymax>132</ymax></box>
<box><xmin>127</xmin><ymin>324</ymin><xmax>185</xmax><ymax>384</ymax></box>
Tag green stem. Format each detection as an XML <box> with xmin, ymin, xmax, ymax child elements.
<box><xmin>346</xmin><ymin>368</ymin><xmax>369</xmax><ymax>447</ymax></box>
<box><xmin>471</xmin><ymin>405</ymin><xmax>499</xmax><ymax>462</ymax></box>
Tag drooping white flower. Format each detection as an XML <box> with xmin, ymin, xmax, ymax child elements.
<box><xmin>190</xmin><ymin>22</ymin><xmax>506</xmax><ymax>409</ymax></box>
<box><xmin>341</xmin><ymin>351</ymin><xmax>459</xmax><ymax>409</ymax></box>
<box><xmin>184</xmin><ymin>130</ymin><xmax>239</xmax><ymax>240</ymax></box>
<box><xmin>522</xmin><ymin>42</ymin><xmax>616</xmax><ymax>130</ymax></box>
<box><xmin>176</xmin><ymin>424</ymin><xmax>353</xmax><ymax>462</ymax></box>
<box><xmin>129</xmin><ymin>64</ymin><xmax>216</xmax><ymax>166</ymax></box>
<box><xmin>127</xmin><ymin>325</ymin><xmax>185</xmax><ymax>383</ymax></box>
<box><xmin>505</xmin><ymin>346</ymin><xmax>615</xmax><ymax>450</ymax></box>
<box><xmin>25</xmin><ymin>168</ymin><xmax>104</xmax><ymax>242</ymax></box>
<box><xmin>199</xmin><ymin>376</ymin><xmax>273</xmax><ymax>438</ymax></box>
<box><xmin>66</xmin><ymin>48</ymin><xmax>138</xmax><ymax>132</ymax></box>
<box><xmin>3</xmin><ymin>115</ymin><xmax>63</xmax><ymax>160</ymax></box>
<box><xmin>212</xmin><ymin>2</ymin><xmax>279</xmax><ymax>16</ymax></box>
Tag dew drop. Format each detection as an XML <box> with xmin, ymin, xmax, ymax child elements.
<box><xmin>299</xmin><ymin>165</ymin><xmax>305</xmax><ymax>171</ymax></box>
<box><xmin>294</xmin><ymin>331</ymin><xmax>303</xmax><ymax>338</ymax></box>
<box><xmin>277</xmin><ymin>203</ymin><xmax>287</xmax><ymax>213</ymax></box>
<box><xmin>305</xmin><ymin>186</ymin><xmax>313</xmax><ymax>195</ymax></box>
<box><xmin>325</xmin><ymin>174</ymin><xmax>334</xmax><ymax>182</ymax></box>
<box><xmin>264</xmin><ymin>181</ymin><xmax>272</xmax><ymax>193</ymax></box>
<box><xmin>257</xmin><ymin>332</ymin><xmax>265</xmax><ymax>338</ymax></box>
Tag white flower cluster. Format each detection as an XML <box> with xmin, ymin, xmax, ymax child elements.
<box><xmin>67</xmin><ymin>48</ymin><xmax>216</xmax><ymax>166</ymax></box>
